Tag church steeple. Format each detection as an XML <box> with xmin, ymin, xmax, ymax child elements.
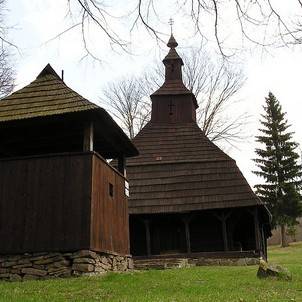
<box><xmin>150</xmin><ymin>34</ymin><xmax>198</xmax><ymax>123</ymax></box>
<box><xmin>163</xmin><ymin>34</ymin><xmax>184</xmax><ymax>82</ymax></box>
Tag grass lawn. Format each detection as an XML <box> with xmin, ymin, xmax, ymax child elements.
<box><xmin>0</xmin><ymin>243</ymin><xmax>301</xmax><ymax>302</ymax></box>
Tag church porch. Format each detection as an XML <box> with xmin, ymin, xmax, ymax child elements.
<box><xmin>129</xmin><ymin>207</ymin><xmax>268</xmax><ymax>261</ymax></box>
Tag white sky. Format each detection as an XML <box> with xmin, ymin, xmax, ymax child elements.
<box><xmin>5</xmin><ymin>0</ymin><xmax>302</xmax><ymax>188</ymax></box>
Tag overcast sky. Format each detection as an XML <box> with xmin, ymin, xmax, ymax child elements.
<box><xmin>5</xmin><ymin>0</ymin><xmax>302</xmax><ymax>187</ymax></box>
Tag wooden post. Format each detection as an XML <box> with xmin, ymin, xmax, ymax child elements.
<box><xmin>214</xmin><ymin>211</ymin><xmax>230</xmax><ymax>252</ymax></box>
<box><xmin>261</xmin><ymin>225</ymin><xmax>267</xmax><ymax>260</ymax></box>
<box><xmin>253</xmin><ymin>207</ymin><xmax>261</xmax><ymax>252</ymax></box>
<box><xmin>221</xmin><ymin>213</ymin><xmax>229</xmax><ymax>252</ymax></box>
<box><xmin>143</xmin><ymin>219</ymin><xmax>151</xmax><ymax>257</ymax></box>
<box><xmin>263</xmin><ymin>227</ymin><xmax>268</xmax><ymax>260</ymax></box>
<box><xmin>83</xmin><ymin>121</ymin><xmax>94</xmax><ymax>151</ymax></box>
<box><xmin>118</xmin><ymin>155</ymin><xmax>126</xmax><ymax>177</ymax></box>
<box><xmin>182</xmin><ymin>216</ymin><xmax>191</xmax><ymax>254</ymax></box>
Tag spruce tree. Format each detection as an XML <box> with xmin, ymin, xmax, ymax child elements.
<box><xmin>253</xmin><ymin>92</ymin><xmax>302</xmax><ymax>247</ymax></box>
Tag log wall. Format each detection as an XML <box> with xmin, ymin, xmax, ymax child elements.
<box><xmin>0</xmin><ymin>152</ymin><xmax>129</xmax><ymax>255</ymax></box>
<box><xmin>90</xmin><ymin>154</ymin><xmax>130</xmax><ymax>255</ymax></box>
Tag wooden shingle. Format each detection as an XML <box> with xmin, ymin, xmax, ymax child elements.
<box><xmin>127</xmin><ymin>122</ymin><xmax>262</xmax><ymax>214</ymax></box>
<box><xmin>0</xmin><ymin>64</ymin><xmax>98</xmax><ymax>122</ymax></box>
<box><xmin>0</xmin><ymin>64</ymin><xmax>138</xmax><ymax>158</ymax></box>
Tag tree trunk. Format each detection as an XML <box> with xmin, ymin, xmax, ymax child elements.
<box><xmin>280</xmin><ymin>225</ymin><xmax>289</xmax><ymax>248</ymax></box>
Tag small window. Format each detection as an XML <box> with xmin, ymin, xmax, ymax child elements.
<box><xmin>109</xmin><ymin>183</ymin><xmax>114</xmax><ymax>197</ymax></box>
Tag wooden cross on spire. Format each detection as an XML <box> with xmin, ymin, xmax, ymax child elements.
<box><xmin>169</xmin><ymin>18</ymin><xmax>174</xmax><ymax>34</ymax></box>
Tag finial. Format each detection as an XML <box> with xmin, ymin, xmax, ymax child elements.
<box><xmin>169</xmin><ymin>18</ymin><xmax>174</xmax><ymax>34</ymax></box>
<box><xmin>167</xmin><ymin>18</ymin><xmax>178</xmax><ymax>48</ymax></box>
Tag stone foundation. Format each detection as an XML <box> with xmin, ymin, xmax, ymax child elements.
<box><xmin>189</xmin><ymin>257</ymin><xmax>260</xmax><ymax>266</ymax></box>
<box><xmin>0</xmin><ymin>250</ymin><xmax>133</xmax><ymax>281</ymax></box>
<box><xmin>134</xmin><ymin>257</ymin><xmax>259</xmax><ymax>270</ymax></box>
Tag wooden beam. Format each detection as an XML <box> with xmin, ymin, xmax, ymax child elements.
<box><xmin>117</xmin><ymin>155</ymin><xmax>126</xmax><ymax>177</ymax></box>
<box><xmin>261</xmin><ymin>225</ymin><xmax>267</xmax><ymax>260</ymax></box>
<box><xmin>83</xmin><ymin>121</ymin><xmax>94</xmax><ymax>151</ymax></box>
<box><xmin>213</xmin><ymin>211</ymin><xmax>230</xmax><ymax>252</ymax></box>
<box><xmin>221</xmin><ymin>213</ymin><xmax>229</xmax><ymax>252</ymax></box>
<box><xmin>263</xmin><ymin>227</ymin><xmax>268</xmax><ymax>260</ymax></box>
<box><xmin>182</xmin><ymin>215</ymin><xmax>191</xmax><ymax>254</ymax></box>
<box><xmin>253</xmin><ymin>207</ymin><xmax>261</xmax><ymax>252</ymax></box>
<box><xmin>143</xmin><ymin>219</ymin><xmax>151</xmax><ymax>257</ymax></box>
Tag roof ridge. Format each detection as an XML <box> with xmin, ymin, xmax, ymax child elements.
<box><xmin>37</xmin><ymin>64</ymin><xmax>62</xmax><ymax>80</ymax></box>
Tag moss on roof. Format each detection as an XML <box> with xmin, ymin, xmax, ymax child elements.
<box><xmin>0</xmin><ymin>64</ymin><xmax>98</xmax><ymax>122</ymax></box>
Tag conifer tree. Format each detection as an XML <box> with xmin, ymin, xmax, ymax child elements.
<box><xmin>253</xmin><ymin>92</ymin><xmax>302</xmax><ymax>247</ymax></box>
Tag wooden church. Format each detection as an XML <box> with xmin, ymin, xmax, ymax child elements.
<box><xmin>127</xmin><ymin>35</ymin><xmax>271</xmax><ymax>263</ymax></box>
<box><xmin>0</xmin><ymin>64</ymin><xmax>138</xmax><ymax>281</ymax></box>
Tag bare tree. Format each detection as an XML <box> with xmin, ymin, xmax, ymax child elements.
<box><xmin>100</xmin><ymin>45</ymin><xmax>247</xmax><ymax>147</ymax></box>
<box><xmin>0</xmin><ymin>0</ymin><xmax>15</xmax><ymax>49</ymax></box>
<box><xmin>187</xmin><ymin>51</ymin><xmax>247</xmax><ymax>146</ymax></box>
<box><xmin>62</xmin><ymin>1</ymin><xmax>302</xmax><ymax>58</ymax></box>
<box><xmin>0</xmin><ymin>0</ymin><xmax>15</xmax><ymax>98</ymax></box>
<box><xmin>101</xmin><ymin>76</ymin><xmax>151</xmax><ymax>139</ymax></box>
<box><xmin>0</xmin><ymin>49</ymin><xmax>14</xmax><ymax>98</ymax></box>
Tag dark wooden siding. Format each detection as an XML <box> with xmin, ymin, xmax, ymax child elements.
<box><xmin>151</xmin><ymin>94</ymin><xmax>196</xmax><ymax>123</ymax></box>
<box><xmin>0</xmin><ymin>153</ymin><xmax>92</xmax><ymax>254</ymax></box>
<box><xmin>0</xmin><ymin>152</ymin><xmax>130</xmax><ymax>255</ymax></box>
<box><xmin>90</xmin><ymin>154</ymin><xmax>129</xmax><ymax>255</ymax></box>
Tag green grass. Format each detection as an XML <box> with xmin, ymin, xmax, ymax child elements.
<box><xmin>0</xmin><ymin>243</ymin><xmax>302</xmax><ymax>302</ymax></box>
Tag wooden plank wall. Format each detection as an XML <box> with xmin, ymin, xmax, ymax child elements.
<box><xmin>0</xmin><ymin>153</ymin><xmax>92</xmax><ymax>254</ymax></box>
<box><xmin>90</xmin><ymin>154</ymin><xmax>129</xmax><ymax>255</ymax></box>
<box><xmin>151</xmin><ymin>95</ymin><xmax>196</xmax><ymax>123</ymax></box>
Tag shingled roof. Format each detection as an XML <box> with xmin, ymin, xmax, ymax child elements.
<box><xmin>0</xmin><ymin>64</ymin><xmax>98</xmax><ymax>122</ymax></box>
<box><xmin>0</xmin><ymin>64</ymin><xmax>138</xmax><ymax>158</ymax></box>
<box><xmin>127</xmin><ymin>122</ymin><xmax>262</xmax><ymax>214</ymax></box>
<box><xmin>152</xmin><ymin>80</ymin><xmax>193</xmax><ymax>96</ymax></box>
